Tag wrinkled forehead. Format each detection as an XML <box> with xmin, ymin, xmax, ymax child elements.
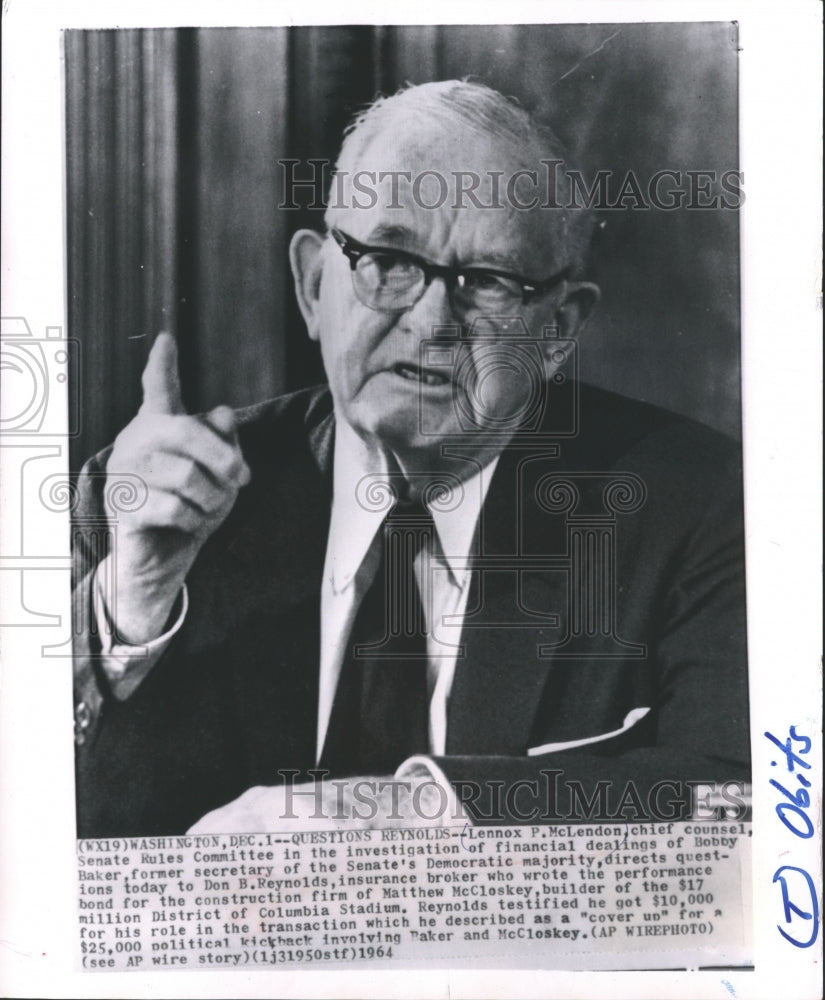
<box><xmin>326</xmin><ymin>122</ymin><xmax>574</xmax><ymax>271</ymax></box>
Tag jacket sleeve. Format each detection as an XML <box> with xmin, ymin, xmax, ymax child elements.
<box><xmin>71</xmin><ymin>448</ymin><xmax>113</xmax><ymax>750</ymax></box>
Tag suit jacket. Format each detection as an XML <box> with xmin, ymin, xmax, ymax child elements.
<box><xmin>73</xmin><ymin>383</ymin><xmax>750</xmax><ymax>836</ymax></box>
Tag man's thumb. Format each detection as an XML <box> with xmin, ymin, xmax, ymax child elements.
<box><xmin>140</xmin><ymin>332</ymin><xmax>185</xmax><ymax>415</ymax></box>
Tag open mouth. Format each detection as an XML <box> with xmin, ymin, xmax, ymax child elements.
<box><xmin>391</xmin><ymin>362</ymin><xmax>451</xmax><ymax>387</ymax></box>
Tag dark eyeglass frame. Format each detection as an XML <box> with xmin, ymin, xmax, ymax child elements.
<box><xmin>330</xmin><ymin>228</ymin><xmax>571</xmax><ymax>310</ymax></box>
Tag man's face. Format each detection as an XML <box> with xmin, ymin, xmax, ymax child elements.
<box><xmin>293</xmin><ymin>124</ymin><xmax>591</xmax><ymax>470</ymax></box>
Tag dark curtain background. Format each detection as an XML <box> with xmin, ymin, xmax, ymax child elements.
<box><xmin>64</xmin><ymin>23</ymin><xmax>740</xmax><ymax>469</ymax></box>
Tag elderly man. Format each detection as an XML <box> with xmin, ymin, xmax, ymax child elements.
<box><xmin>73</xmin><ymin>80</ymin><xmax>749</xmax><ymax>837</ymax></box>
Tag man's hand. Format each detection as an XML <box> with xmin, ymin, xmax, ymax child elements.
<box><xmin>103</xmin><ymin>332</ymin><xmax>251</xmax><ymax>643</ymax></box>
<box><xmin>187</xmin><ymin>776</ymin><xmax>466</xmax><ymax>833</ymax></box>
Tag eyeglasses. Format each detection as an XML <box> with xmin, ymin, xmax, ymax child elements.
<box><xmin>330</xmin><ymin>228</ymin><xmax>571</xmax><ymax>314</ymax></box>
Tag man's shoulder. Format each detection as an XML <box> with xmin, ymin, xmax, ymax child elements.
<box><xmin>572</xmin><ymin>382</ymin><xmax>741</xmax><ymax>476</ymax></box>
<box><xmin>233</xmin><ymin>384</ymin><xmax>334</xmax><ymax>467</ymax></box>
<box><xmin>234</xmin><ymin>383</ymin><xmax>333</xmax><ymax>435</ymax></box>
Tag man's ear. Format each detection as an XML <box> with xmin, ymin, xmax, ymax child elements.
<box><xmin>289</xmin><ymin>229</ymin><xmax>326</xmax><ymax>342</ymax></box>
<box><xmin>554</xmin><ymin>281</ymin><xmax>601</xmax><ymax>338</ymax></box>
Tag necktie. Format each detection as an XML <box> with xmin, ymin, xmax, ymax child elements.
<box><xmin>321</xmin><ymin>498</ymin><xmax>434</xmax><ymax>775</ymax></box>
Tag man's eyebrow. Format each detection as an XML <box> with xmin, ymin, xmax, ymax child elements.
<box><xmin>363</xmin><ymin>223</ymin><xmax>419</xmax><ymax>246</ymax></box>
<box><xmin>363</xmin><ymin>224</ymin><xmax>527</xmax><ymax>274</ymax></box>
<box><xmin>467</xmin><ymin>251</ymin><xmax>525</xmax><ymax>273</ymax></box>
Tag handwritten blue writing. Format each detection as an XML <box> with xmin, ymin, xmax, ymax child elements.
<box><xmin>765</xmin><ymin>726</ymin><xmax>819</xmax><ymax>949</ymax></box>
<box><xmin>772</xmin><ymin>866</ymin><xmax>819</xmax><ymax>948</ymax></box>
<box><xmin>765</xmin><ymin>726</ymin><xmax>814</xmax><ymax>837</ymax></box>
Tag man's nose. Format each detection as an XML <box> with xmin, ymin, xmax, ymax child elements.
<box><xmin>397</xmin><ymin>274</ymin><xmax>458</xmax><ymax>337</ymax></box>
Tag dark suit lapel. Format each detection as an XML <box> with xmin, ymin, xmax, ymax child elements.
<box><xmin>223</xmin><ymin>411</ymin><xmax>334</xmax><ymax>615</ymax></box>
<box><xmin>447</xmin><ymin>439</ymin><xmax>569</xmax><ymax>755</ymax></box>
<box><xmin>446</xmin><ymin>384</ymin><xmax>661</xmax><ymax>756</ymax></box>
<box><xmin>175</xmin><ymin>407</ymin><xmax>334</xmax><ymax>672</ymax></box>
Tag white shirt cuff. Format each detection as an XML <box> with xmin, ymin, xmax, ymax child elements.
<box><xmin>93</xmin><ymin>566</ymin><xmax>188</xmax><ymax>699</ymax></box>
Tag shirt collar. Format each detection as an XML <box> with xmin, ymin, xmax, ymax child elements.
<box><xmin>327</xmin><ymin>419</ymin><xmax>499</xmax><ymax>593</ymax></box>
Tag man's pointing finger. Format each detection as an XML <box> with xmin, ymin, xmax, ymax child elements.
<box><xmin>140</xmin><ymin>331</ymin><xmax>185</xmax><ymax>416</ymax></box>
